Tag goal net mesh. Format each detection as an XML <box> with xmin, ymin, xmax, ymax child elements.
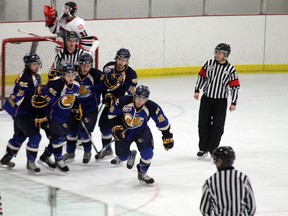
<box><xmin>0</xmin><ymin>36</ymin><xmax>98</xmax><ymax>109</ymax></box>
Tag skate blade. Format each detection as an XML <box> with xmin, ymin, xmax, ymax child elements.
<box><xmin>27</xmin><ymin>170</ymin><xmax>42</xmax><ymax>176</ymax></box>
<box><xmin>37</xmin><ymin>160</ymin><xmax>56</xmax><ymax>171</ymax></box>
<box><xmin>95</xmin><ymin>154</ymin><xmax>114</xmax><ymax>161</ymax></box>
<box><xmin>0</xmin><ymin>164</ymin><xmax>15</xmax><ymax>169</ymax></box>
<box><xmin>55</xmin><ymin>168</ymin><xmax>69</xmax><ymax>175</ymax></box>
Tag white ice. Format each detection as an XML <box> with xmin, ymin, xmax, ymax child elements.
<box><xmin>0</xmin><ymin>74</ymin><xmax>288</xmax><ymax>216</ymax></box>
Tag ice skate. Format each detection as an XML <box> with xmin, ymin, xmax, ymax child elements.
<box><xmin>55</xmin><ymin>159</ymin><xmax>69</xmax><ymax>174</ymax></box>
<box><xmin>137</xmin><ymin>165</ymin><xmax>154</xmax><ymax>184</ymax></box>
<box><xmin>37</xmin><ymin>152</ymin><xmax>56</xmax><ymax>170</ymax></box>
<box><xmin>83</xmin><ymin>152</ymin><xmax>91</xmax><ymax>164</ymax></box>
<box><xmin>126</xmin><ymin>150</ymin><xmax>137</xmax><ymax>169</ymax></box>
<box><xmin>197</xmin><ymin>151</ymin><xmax>209</xmax><ymax>159</ymax></box>
<box><xmin>27</xmin><ymin>161</ymin><xmax>41</xmax><ymax>176</ymax></box>
<box><xmin>63</xmin><ymin>152</ymin><xmax>75</xmax><ymax>163</ymax></box>
<box><xmin>95</xmin><ymin>146</ymin><xmax>113</xmax><ymax>160</ymax></box>
<box><xmin>110</xmin><ymin>156</ymin><xmax>123</xmax><ymax>166</ymax></box>
<box><xmin>0</xmin><ymin>154</ymin><xmax>15</xmax><ymax>169</ymax></box>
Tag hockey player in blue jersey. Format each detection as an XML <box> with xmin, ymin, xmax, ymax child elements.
<box><xmin>62</xmin><ymin>52</ymin><xmax>104</xmax><ymax>164</ymax></box>
<box><xmin>108</xmin><ymin>85</ymin><xmax>174</xmax><ymax>184</ymax></box>
<box><xmin>0</xmin><ymin>53</ymin><xmax>43</xmax><ymax>175</ymax></box>
<box><xmin>97</xmin><ymin>48</ymin><xmax>138</xmax><ymax>160</ymax></box>
<box><xmin>34</xmin><ymin>63</ymin><xmax>80</xmax><ymax>173</ymax></box>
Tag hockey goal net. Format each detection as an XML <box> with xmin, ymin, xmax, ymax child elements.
<box><xmin>0</xmin><ymin>36</ymin><xmax>99</xmax><ymax>110</ymax></box>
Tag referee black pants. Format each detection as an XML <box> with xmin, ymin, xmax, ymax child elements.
<box><xmin>198</xmin><ymin>95</ymin><xmax>227</xmax><ymax>152</ymax></box>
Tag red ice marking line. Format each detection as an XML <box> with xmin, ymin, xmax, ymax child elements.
<box><xmin>115</xmin><ymin>182</ymin><xmax>160</xmax><ymax>216</ymax></box>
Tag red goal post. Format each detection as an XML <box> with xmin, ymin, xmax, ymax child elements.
<box><xmin>0</xmin><ymin>36</ymin><xmax>99</xmax><ymax>110</ymax></box>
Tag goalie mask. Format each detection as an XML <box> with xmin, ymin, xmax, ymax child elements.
<box><xmin>212</xmin><ymin>146</ymin><xmax>235</xmax><ymax>167</ymax></box>
<box><xmin>23</xmin><ymin>53</ymin><xmax>42</xmax><ymax>67</ymax></box>
<box><xmin>215</xmin><ymin>43</ymin><xmax>231</xmax><ymax>58</ymax></box>
<box><xmin>63</xmin><ymin>1</ymin><xmax>77</xmax><ymax>17</ymax></box>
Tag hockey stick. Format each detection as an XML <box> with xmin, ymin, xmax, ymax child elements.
<box><xmin>17</xmin><ymin>28</ymin><xmax>63</xmax><ymax>47</ymax></box>
<box><xmin>80</xmin><ymin>119</ymin><xmax>99</xmax><ymax>154</ymax></box>
<box><xmin>95</xmin><ymin>127</ymin><xmax>129</xmax><ymax>160</ymax></box>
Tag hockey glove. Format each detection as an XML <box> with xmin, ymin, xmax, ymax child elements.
<box><xmin>112</xmin><ymin>125</ymin><xmax>125</xmax><ymax>141</ymax></box>
<box><xmin>72</xmin><ymin>102</ymin><xmax>83</xmax><ymax>121</ymax></box>
<box><xmin>104</xmin><ymin>74</ymin><xmax>121</xmax><ymax>91</ymax></box>
<box><xmin>44</xmin><ymin>5</ymin><xmax>57</xmax><ymax>27</ymax></box>
<box><xmin>48</xmin><ymin>68</ymin><xmax>62</xmax><ymax>80</ymax></box>
<box><xmin>31</xmin><ymin>95</ymin><xmax>48</xmax><ymax>108</ymax></box>
<box><xmin>162</xmin><ymin>129</ymin><xmax>174</xmax><ymax>150</ymax></box>
<box><xmin>103</xmin><ymin>93</ymin><xmax>116</xmax><ymax>109</ymax></box>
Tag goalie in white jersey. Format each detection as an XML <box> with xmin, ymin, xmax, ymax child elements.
<box><xmin>44</xmin><ymin>1</ymin><xmax>96</xmax><ymax>52</ymax></box>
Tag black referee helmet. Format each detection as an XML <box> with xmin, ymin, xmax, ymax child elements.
<box><xmin>212</xmin><ymin>146</ymin><xmax>235</xmax><ymax>166</ymax></box>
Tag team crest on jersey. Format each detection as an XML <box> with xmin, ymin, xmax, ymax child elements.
<box><xmin>123</xmin><ymin>113</ymin><xmax>144</xmax><ymax>128</ymax></box>
<box><xmin>49</xmin><ymin>88</ymin><xmax>57</xmax><ymax>96</ymax></box>
<box><xmin>78</xmin><ymin>85</ymin><xmax>91</xmax><ymax>97</ymax></box>
<box><xmin>59</xmin><ymin>95</ymin><xmax>75</xmax><ymax>109</ymax></box>
<box><xmin>78</xmin><ymin>24</ymin><xmax>84</xmax><ymax>30</ymax></box>
<box><xmin>123</xmin><ymin>105</ymin><xmax>132</xmax><ymax>112</ymax></box>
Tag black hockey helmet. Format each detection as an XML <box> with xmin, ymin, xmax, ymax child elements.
<box><xmin>134</xmin><ymin>85</ymin><xmax>150</xmax><ymax>99</ymax></box>
<box><xmin>215</xmin><ymin>43</ymin><xmax>231</xmax><ymax>58</ymax></box>
<box><xmin>61</xmin><ymin>63</ymin><xmax>76</xmax><ymax>76</ymax></box>
<box><xmin>23</xmin><ymin>53</ymin><xmax>42</xmax><ymax>67</ymax></box>
<box><xmin>115</xmin><ymin>48</ymin><xmax>131</xmax><ymax>60</ymax></box>
<box><xmin>79</xmin><ymin>52</ymin><xmax>93</xmax><ymax>66</ymax></box>
<box><xmin>66</xmin><ymin>31</ymin><xmax>79</xmax><ymax>42</ymax></box>
<box><xmin>212</xmin><ymin>146</ymin><xmax>235</xmax><ymax>167</ymax></box>
<box><xmin>63</xmin><ymin>1</ymin><xmax>77</xmax><ymax>16</ymax></box>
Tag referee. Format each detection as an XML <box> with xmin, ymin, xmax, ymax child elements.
<box><xmin>200</xmin><ymin>146</ymin><xmax>256</xmax><ymax>215</ymax></box>
<box><xmin>194</xmin><ymin>43</ymin><xmax>240</xmax><ymax>158</ymax></box>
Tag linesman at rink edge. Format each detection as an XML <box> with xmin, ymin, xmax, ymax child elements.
<box><xmin>200</xmin><ymin>146</ymin><xmax>256</xmax><ymax>215</ymax></box>
<box><xmin>108</xmin><ymin>85</ymin><xmax>174</xmax><ymax>184</ymax></box>
<box><xmin>194</xmin><ymin>43</ymin><xmax>240</xmax><ymax>159</ymax></box>
<box><xmin>0</xmin><ymin>53</ymin><xmax>43</xmax><ymax>175</ymax></box>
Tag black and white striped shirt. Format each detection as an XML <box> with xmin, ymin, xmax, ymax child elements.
<box><xmin>195</xmin><ymin>59</ymin><xmax>240</xmax><ymax>105</ymax></box>
<box><xmin>200</xmin><ymin>167</ymin><xmax>256</xmax><ymax>216</ymax></box>
<box><xmin>53</xmin><ymin>47</ymin><xmax>85</xmax><ymax>69</ymax></box>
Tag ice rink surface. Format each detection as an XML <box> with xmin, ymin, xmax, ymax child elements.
<box><xmin>0</xmin><ymin>74</ymin><xmax>288</xmax><ymax>216</ymax></box>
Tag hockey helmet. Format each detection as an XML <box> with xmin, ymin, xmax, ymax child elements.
<box><xmin>215</xmin><ymin>43</ymin><xmax>231</xmax><ymax>58</ymax></box>
<box><xmin>61</xmin><ymin>63</ymin><xmax>76</xmax><ymax>76</ymax></box>
<box><xmin>212</xmin><ymin>146</ymin><xmax>235</xmax><ymax>167</ymax></box>
<box><xmin>63</xmin><ymin>1</ymin><xmax>77</xmax><ymax>17</ymax></box>
<box><xmin>23</xmin><ymin>53</ymin><xmax>42</xmax><ymax>67</ymax></box>
<box><xmin>134</xmin><ymin>85</ymin><xmax>150</xmax><ymax>99</ymax></box>
<box><xmin>79</xmin><ymin>52</ymin><xmax>93</xmax><ymax>66</ymax></box>
<box><xmin>115</xmin><ymin>48</ymin><xmax>131</xmax><ymax>60</ymax></box>
<box><xmin>66</xmin><ymin>31</ymin><xmax>79</xmax><ymax>42</ymax></box>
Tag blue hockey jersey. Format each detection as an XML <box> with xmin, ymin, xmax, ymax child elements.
<box><xmin>103</xmin><ymin>61</ymin><xmax>138</xmax><ymax>98</ymax></box>
<box><xmin>75</xmin><ymin>68</ymin><xmax>104</xmax><ymax>113</ymax></box>
<box><xmin>108</xmin><ymin>95</ymin><xmax>170</xmax><ymax>141</ymax></box>
<box><xmin>3</xmin><ymin>70</ymin><xmax>41</xmax><ymax>117</ymax></box>
<box><xmin>41</xmin><ymin>77</ymin><xmax>80</xmax><ymax>124</ymax></box>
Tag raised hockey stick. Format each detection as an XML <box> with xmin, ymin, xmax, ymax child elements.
<box><xmin>17</xmin><ymin>28</ymin><xmax>63</xmax><ymax>47</ymax></box>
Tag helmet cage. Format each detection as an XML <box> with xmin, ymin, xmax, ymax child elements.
<box><xmin>63</xmin><ymin>2</ymin><xmax>77</xmax><ymax>17</ymax></box>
